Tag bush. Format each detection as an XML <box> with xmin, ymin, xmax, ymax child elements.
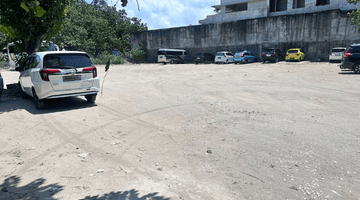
<box><xmin>130</xmin><ymin>43</ymin><xmax>145</xmax><ymax>63</ymax></box>
<box><xmin>91</xmin><ymin>51</ymin><xmax>124</xmax><ymax>65</ymax></box>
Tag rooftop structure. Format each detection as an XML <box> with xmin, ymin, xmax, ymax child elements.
<box><xmin>199</xmin><ymin>0</ymin><xmax>359</xmax><ymax>24</ymax></box>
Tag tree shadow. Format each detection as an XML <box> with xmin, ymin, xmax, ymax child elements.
<box><xmin>0</xmin><ymin>176</ymin><xmax>63</xmax><ymax>200</ymax></box>
<box><xmin>79</xmin><ymin>189</ymin><xmax>171</xmax><ymax>200</ymax></box>
<box><xmin>0</xmin><ymin>83</ymin><xmax>97</xmax><ymax>114</ymax></box>
<box><xmin>0</xmin><ymin>176</ymin><xmax>170</xmax><ymax>200</ymax></box>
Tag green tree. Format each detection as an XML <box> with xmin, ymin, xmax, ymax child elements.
<box><xmin>52</xmin><ymin>0</ymin><xmax>147</xmax><ymax>57</ymax></box>
<box><xmin>0</xmin><ymin>0</ymin><xmax>75</xmax><ymax>56</ymax></box>
<box><xmin>348</xmin><ymin>0</ymin><xmax>360</xmax><ymax>31</ymax></box>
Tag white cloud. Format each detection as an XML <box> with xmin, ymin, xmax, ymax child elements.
<box><xmin>85</xmin><ymin>0</ymin><xmax>219</xmax><ymax>30</ymax></box>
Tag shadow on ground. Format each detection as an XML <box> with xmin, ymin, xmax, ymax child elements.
<box><xmin>0</xmin><ymin>176</ymin><xmax>170</xmax><ymax>200</ymax></box>
<box><xmin>0</xmin><ymin>83</ymin><xmax>97</xmax><ymax>114</ymax></box>
<box><xmin>0</xmin><ymin>176</ymin><xmax>63</xmax><ymax>200</ymax></box>
<box><xmin>79</xmin><ymin>189</ymin><xmax>171</xmax><ymax>200</ymax></box>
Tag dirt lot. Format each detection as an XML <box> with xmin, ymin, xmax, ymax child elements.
<box><xmin>0</xmin><ymin>61</ymin><xmax>360</xmax><ymax>200</ymax></box>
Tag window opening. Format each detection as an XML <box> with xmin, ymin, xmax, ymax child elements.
<box><xmin>226</xmin><ymin>3</ymin><xmax>248</xmax><ymax>13</ymax></box>
<box><xmin>293</xmin><ymin>0</ymin><xmax>305</xmax><ymax>9</ymax></box>
<box><xmin>270</xmin><ymin>0</ymin><xmax>287</xmax><ymax>12</ymax></box>
<box><xmin>316</xmin><ymin>0</ymin><xmax>330</xmax><ymax>6</ymax></box>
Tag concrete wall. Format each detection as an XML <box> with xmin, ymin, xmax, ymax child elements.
<box><xmin>200</xmin><ymin>0</ymin><xmax>359</xmax><ymax>24</ymax></box>
<box><xmin>131</xmin><ymin>9</ymin><xmax>360</xmax><ymax>63</ymax></box>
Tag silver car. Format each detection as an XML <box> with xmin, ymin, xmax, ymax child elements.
<box><xmin>16</xmin><ymin>51</ymin><xmax>100</xmax><ymax>109</ymax></box>
<box><xmin>214</xmin><ymin>51</ymin><xmax>234</xmax><ymax>64</ymax></box>
<box><xmin>329</xmin><ymin>47</ymin><xmax>346</xmax><ymax>63</ymax></box>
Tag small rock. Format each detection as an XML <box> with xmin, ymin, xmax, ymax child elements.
<box><xmin>97</xmin><ymin>169</ymin><xmax>104</xmax><ymax>173</ymax></box>
<box><xmin>270</xmin><ymin>164</ymin><xmax>275</xmax><ymax>168</ymax></box>
<box><xmin>289</xmin><ymin>186</ymin><xmax>298</xmax><ymax>191</ymax></box>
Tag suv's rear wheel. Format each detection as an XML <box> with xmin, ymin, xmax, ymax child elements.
<box><xmin>85</xmin><ymin>94</ymin><xmax>97</xmax><ymax>103</ymax></box>
<box><xmin>225</xmin><ymin>59</ymin><xmax>229</xmax><ymax>64</ymax></box>
<box><xmin>33</xmin><ymin>90</ymin><xmax>44</xmax><ymax>109</ymax></box>
<box><xmin>353</xmin><ymin>63</ymin><xmax>360</xmax><ymax>74</ymax></box>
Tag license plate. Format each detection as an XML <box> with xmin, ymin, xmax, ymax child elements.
<box><xmin>335</xmin><ymin>53</ymin><xmax>340</xmax><ymax>56</ymax></box>
<box><xmin>197</xmin><ymin>57</ymin><xmax>200</xmax><ymax>59</ymax></box>
<box><xmin>266</xmin><ymin>55</ymin><xmax>270</xmax><ymax>57</ymax></box>
<box><xmin>236</xmin><ymin>56</ymin><xmax>240</xmax><ymax>58</ymax></box>
<box><xmin>63</xmin><ymin>75</ymin><xmax>81</xmax><ymax>82</ymax></box>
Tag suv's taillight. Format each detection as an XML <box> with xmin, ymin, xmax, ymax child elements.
<box><xmin>262</xmin><ymin>54</ymin><xmax>266</xmax><ymax>57</ymax></box>
<box><xmin>296</xmin><ymin>53</ymin><xmax>300</xmax><ymax>56</ymax></box>
<box><xmin>83</xmin><ymin>67</ymin><xmax>97</xmax><ymax>78</ymax></box>
<box><xmin>345</xmin><ymin>49</ymin><xmax>352</xmax><ymax>58</ymax></box>
<box><xmin>40</xmin><ymin>69</ymin><xmax>61</xmax><ymax>81</ymax></box>
<box><xmin>272</xmin><ymin>53</ymin><xmax>276</xmax><ymax>56</ymax></box>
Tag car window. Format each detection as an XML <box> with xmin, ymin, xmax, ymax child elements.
<box><xmin>331</xmin><ymin>49</ymin><xmax>345</xmax><ymax>52</ymax></box>
<box><xmin>226</xmin><ymin>53</ymin><xmax>234</xmax><ymax>56</ymax></box>
<box><xmin>288</xmin><ymin>50</ymin><xmax>299</xmax><ymax>53</ymax></box>
<box><xmin>350</xmin><ymin>46</ymin><xmax>360</xmax><ymax>53</ymax></box>
<box><xmin>263</xmin><ymin>49</ymin><xmax>274</xmax><ymax>53</ymax></box>
<box><xmin>195</xmin><ymin>53</ymin><xmax>203</xmax><ymax>57</ymax></box>
<box><xmin>44</xmin><ymin>54</ymin><xmax>93</xmax><ymax>69</ymax></box>
<box><xmin>29</xmin><ymin>55</ymin><xmax>40</xmax><ymax>69</ymax></box>
<box><xmin>158</xmin><ymin>50</ymin><xmax>165</xmax><ymax>55</ymax></box>
<box><xmin>216</xmin><ymin>53</ymin><xmax>224</xmax><ymax>56</ymax></box>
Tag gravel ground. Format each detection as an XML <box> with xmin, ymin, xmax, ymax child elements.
<box><xmin>0</xmin><ymin>61</ymin><xmax>359</xmax><ymax>200</ymax></box>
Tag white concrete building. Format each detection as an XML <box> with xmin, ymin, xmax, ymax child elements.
<box><xmin>199</xmin><ymin>0</ymin><xmax>359</xmax><ymax>24</ymax></box>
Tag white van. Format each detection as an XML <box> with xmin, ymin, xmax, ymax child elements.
<box><xmin>158</xmin><ymin>49</ymin><xmax>188</xmax><ymax>64</ymax></box>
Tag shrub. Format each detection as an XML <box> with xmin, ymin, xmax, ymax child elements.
<box><xmin>91</xmin><ymin>51</ymin><xmax>124</xmax><ymax>65</ymax></box>
<box><xmin>130</xmin><ymin>43</ymin><xmax>145</xmax><ymax>63</ymax></box>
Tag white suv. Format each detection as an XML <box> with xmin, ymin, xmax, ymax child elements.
<box><xmin>16</xmin><ymin>51</ymin><xmax>100</xmax><ymax>109</ymax></box>
<box><xmin>214</xmin><ymin>51</ymin><xmax>234</xmax><ymax>64</ymax></box>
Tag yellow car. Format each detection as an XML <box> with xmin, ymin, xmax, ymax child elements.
<box><xmin>286</xmin><ymin>48</ymin><xmax>305</xmax><ymax>62</ymax></box>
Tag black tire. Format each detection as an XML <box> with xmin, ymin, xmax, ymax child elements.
<box><xmin>85</xmin><ymin>94</ymin><xmax>97</xmax><ymax>103</ymax></box>
<box><xmin>225</xmin><ymin>59</ymin><xmax>229</xmax><ymax>64</ymax></box>
<box><xmin>262</xmin><ymin>61</ymin><xmax>265</xmax><ymax>64</ymax></box>
<box><xmin>170</xmin><ymin>60</ymin><xmax>174</xmax><ymax>64</ymax></box>
<box><xmin>275</xmin><ymin>58</ymin><xmax>279</xmax><ymax>63</ymax></box>
<box><xmin>244</xmin><ymin>59</ymin><xmax>248</xmax><ymax>64</ymax></box>
<box><xmin>353</xmin><ymin>63</ymin><xmax>360</xmax><ymax>74</ymax></box>
<box><xmin>33</xmin><ymin>91</ymin><xmax>44</xmax><ymax>109</ymax></box>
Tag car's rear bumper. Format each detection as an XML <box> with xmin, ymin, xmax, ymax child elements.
<box><xmin>339</xmin><ymin>61</ymin><xmax>353</xmax><ymax>70</ymax></box>
<box><xmin>42</xmin><ymin>87</ymin><xmax>100</xmax><ymax>99</ymax></box>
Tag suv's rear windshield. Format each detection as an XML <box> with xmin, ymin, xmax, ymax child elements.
<box><xmin>332</xmin><ymin>49</ymin><xmax>345</xmax><ymax>52</ymax></box>
<box><xmin>44</xmin><ymin>54</ymin><xmax>93</xmax><ymax>69</ymax></box>
<box><xmin>263</xmin><ymin>49</ymin><xmax>274</xmax><ymax>53</ymax></box>
<box><xmin>288</xmin><ymin>50</ymin><xmax>299</xmax><ymax>53</ymax></box>
<box><xmin>158</xmin><ymin>50</ymin><xmax>165</xmax><ymax>55</ymax></box>
<box><xmin>216</xmin><ymin>53</ymin><xmax>224</xmax><ymax>56</ymax></box>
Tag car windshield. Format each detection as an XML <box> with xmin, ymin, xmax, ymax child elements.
<box><xmin>288</xmin><ymin>50</ymin><xmax>299</xmax><ymax>53</ymax></box>
<box><xmin>195</xmin><ymin>53</ymin><xmax>203</xmax><ymax>57</ymax></box>
<box><xmin>263</xmin><ymin>49</ymin><xmax>274</xmax><ymax>53</ymax></box>
<box><xmin>332</xmin><ymin>49</ymin><xmax>345</xmax><ymax>52</ymax></box>
<box><xmin>216</xmin><ymin>53</ymin><xmax>224</xmax><ymax>56</ymax></box>
<box><xmin>158</xmin><ymin>50</ymin><xmax>166</xmax><ymax>55</ymax></box>
<box><xmin>43</xmin><ymin>54</ymin><xmax>93</xmax><ymax>69</ymax></box>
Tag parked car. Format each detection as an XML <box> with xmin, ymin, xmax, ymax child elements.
<box><xmin>0</xmin><ymin>72</ymin><xmax>3</xmax><ymax>99</ymax></box>
<box><xmin>194</xmin><ymin>53</ymin><xmax>215</xmax><ymax>64</ymax></box>
<box><xmin>234</xmin><ymin>50</ymin><xmax>257</xmax><ymax>64</ymax></box>
<box><xmin>261</xmin><ymin>48</ymin><xmax>283</xmax><ymax>63</ymax></box>
<box><xmin>16</xmin><ymin>51</ymin><xmax>100</xmax><ymax>109</ymax></box>
<box><xmin>286</xmin><ymin>48</ymin><xmax>305</xmax><ymax>62</ymax></box>
<box><xmin>340</xmin><ymin>44</ymin><xmax>360</xmax><ymax>74</ymax></box>
<box><xmin>214</xmin><ymin>51</ymin><xmax>234</xmax><ymax>64</ymax></box>
<box><xmin>329</xmin><ymin>47</ymin><xmax>346</xmax><ymax>63</ymax></box>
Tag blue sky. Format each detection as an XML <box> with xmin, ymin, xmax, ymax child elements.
<box><xmin>85</xmin><ymin>0</ymin><xmax>219</xmax><ymax>30</ymax></box>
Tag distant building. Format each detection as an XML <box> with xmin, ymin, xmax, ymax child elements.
<box><xmin>199</xmin><ymin>0</ymin><xmax>359</xmax><ymax>24</ymax></box>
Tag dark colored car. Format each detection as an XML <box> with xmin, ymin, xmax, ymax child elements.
<box><xmin>0</xmin><ymin>72</ymin><xmax>3</xmax><ymax>99</ymax></box>
<box><xmin>194</xmin><ymin>53</ymin><xmax>215</xmax><ymax>64</ymax></box>
<box><xmin>261</xmin><ymin>48</ymin><xmax>284</xmax><ymax>63</ymax></box>
<box><xmin>340</xmin><ymin>44</ymin><xmax>360</xmax><ymax>73</ymax></box>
